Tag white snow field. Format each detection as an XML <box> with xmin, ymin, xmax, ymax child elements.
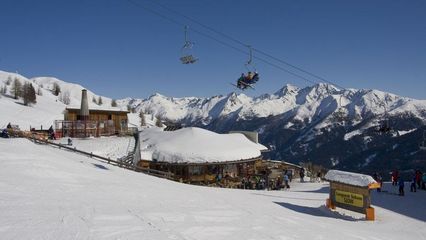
<box><xmin>1</xmin><ymin>138</ymin><xmax>426</xmax><ymax>240</ymax></box>
<box><xmin>53</xmin><ymin>136</ymin><xmax>135</xmax><ymax>160</ymax></box>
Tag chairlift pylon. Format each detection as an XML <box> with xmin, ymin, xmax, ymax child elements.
<box><xmin>420</xmin><ymin>130</ymin><xmax>426</xmax><ymax>150</ymax></box>
<box><xmin>377</xmin><ymin>103</ymin><xmax>391</xmax><ymax>133</ymax></box>
<box><xmin>180</xmin><ymin>26</ymin><xmax>198</xmax><ymax>64</ymax></box>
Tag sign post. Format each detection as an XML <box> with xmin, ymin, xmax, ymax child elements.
<box><xmin>324</xmin><ymin>170</ymin><xmax>380</xmax><ymax>221</ymax></box>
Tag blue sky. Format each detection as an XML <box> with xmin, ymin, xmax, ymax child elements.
<box><xmin>0</xmin><ymin>0</ymin><xmax>425</xmax><ymax>99</ymax></box>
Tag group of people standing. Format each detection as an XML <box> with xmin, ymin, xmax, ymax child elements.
<box><xmin>390</xmin><ymin>169</ymin><xmax>425</xmax><ymax>196</ymax></box>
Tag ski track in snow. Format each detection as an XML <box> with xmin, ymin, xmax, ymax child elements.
<box><xmin>1</xmin><ymin>138</ymin><xmax>426</xmax><ymax>240</ymax></box>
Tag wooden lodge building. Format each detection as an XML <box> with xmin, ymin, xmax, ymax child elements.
<box><xmin>137</xmin><ymin>129</ymin><xmax>303</xmax><ymax>189</ymax></box>
<box><xmin>138</xmin><ymin>157</ymin><xmax>303</xmax><ymax>189</ymax></box>
<box><xmin>54</xmin><ymin>89</ymin><xmax>129</xmax><ymax>138</ymax></box>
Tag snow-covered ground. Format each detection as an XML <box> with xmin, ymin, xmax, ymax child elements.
<box><xmin>53</xmin><ymin>136</ymin><xmax>135</xmax><ymax>160</ymax></box>
<box><xmin>1</xmin><ymin>138</ymin><xmax>425</xmax><ymax>240</ymax></box>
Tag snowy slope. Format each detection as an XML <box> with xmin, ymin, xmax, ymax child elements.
<box><xmin>1</xmin><ymin>138</ymin><xmax>426</xmax><ymax>240</ymax></box>
<box><xmin>53</xmin><ymin>136</ymin><xmax>135</xmax><ymax>160</ymax></box>
<box><xmin>0</xmin><ymin>70</ymin><xmax>128</xmax><ymax>129</ymax></box>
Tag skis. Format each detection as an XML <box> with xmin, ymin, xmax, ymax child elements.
<box><xmin>230</xmin><ymin>82</ymin><xmax>255</xmax><ymax>90</ymax></box>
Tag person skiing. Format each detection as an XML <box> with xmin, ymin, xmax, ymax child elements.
<box><xmin>398</xmin><ymin>177</ymin><xmax>405</xmax><ymax>196</ymax></box>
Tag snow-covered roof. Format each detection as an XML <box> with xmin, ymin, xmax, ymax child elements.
<box><xmin>66</xmin><ymin>106</ymin><xmax>128</xmax><ymax>113</ymax></box>
<box><xmin>140</xmin><ymin>127</ymin><xmax>267</xmax><ymax>164</ymax></box>
<box><xmin>324</xmin><ymin>170</ymin><xmax>377</xmax><ymax>187</ymax></box>
<box><xmin>266</xmin><ymin>160</ymin><xmax>302</xmax><ymax>168</ymax></box>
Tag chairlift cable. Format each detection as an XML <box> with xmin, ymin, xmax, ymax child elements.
<box><xmin>125</xmin><ymin>0</ymin><xmax>325</xmax><ymax>86</ymax></box>
<box><xmin>252</xmin><ymin>48</ymin><xmax>345</xmax><ymax>89</ymax></box>
<box><xmin>139</xmin><ymin>0</ymin><xmax>344</xmax><ymax>89</ymax></box>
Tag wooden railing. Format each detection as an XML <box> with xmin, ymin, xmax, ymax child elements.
<box><xmin>29</xmin><ymin>137</ymin><xmax>174</xmax><ymax>180</ymax></box>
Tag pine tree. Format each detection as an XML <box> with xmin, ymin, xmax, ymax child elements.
<box><xmin>52</xmin><ymin>82</ymin><xmax>61</xmax><ymax>96</ymax></box>
<box><xmin>0</xmin><ymin>85</ymin><xmax>6</xmax><ymax>95</ymax></box>
<box><xmin>155</xmin><ymin>115</ymin><xmax>163</xmax><ymax>127</ymax></box>
<box><xmin>22</xmin><ymin>83</ymin><xmax>36</xmax><ymax>106</ymax></box>
<box><xmin>11</xmin><ymin>78</ymin><xmax>22</xmax><ymax>99</ymax></box>
<box><xmin>6</xmin><ymin>76</ymin><xmax>12</xmax><ymax>85</ymax></box>
<box><xmin>127</xmin><ymin>104</ymin><xmax>132</xmax><ymax>112</ymax></box>
<box><xmin>111</xmin><ymin>99</ymin><xmax>117</xmax><ymax>107</ymax></box>
<box><xmin>28</xmin><ymin>83</ymin><xmax>37</xmax><ymax>104</ymax></box>
<box><xmin>98</xmin><ymin>96</ymin><xmax>103</xmax><ymax>105</ymax></box>
<box><xmin>59</xmin><ymin>90</ymin><xmax>70</xmax><ymax>105</ymax></box>
<box><xmin>22</xmin><ymin>83</ymin><xmax>29</xmax><ymax>105</ymax></box>
<box><xmin>140</xmin><ymin>111</ymin><xmax>146</xmax><ymax>126</ymax></box>
<box><xmin>92</xmin><ymin>96</ymin><xmax>97</xmax><ymax>104</ymax></box>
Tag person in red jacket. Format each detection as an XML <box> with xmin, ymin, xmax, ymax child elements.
<box><xmin>415</xmin><ymin>170</ymin><xmax>422</xmax><ymax>189</ymax></box>
<box><xmin>392</xmin><ymin>170</ymin><xmax>399</xmax><ymax>186</ymax></box>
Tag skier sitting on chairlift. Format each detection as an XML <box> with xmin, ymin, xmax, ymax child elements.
<box><xmin>237</xmin><ymin>73</ymin><xmax>250</xmax><ymax>90</ymax></box>
<box><xmin>246</xmin><ymin>71</ymin><xmax>259</xmax><ymax>84</ymax></box>
<box><xmin>235</xmin><ymin>71</ymin><xmax>259</xmax><ymax>90</ymax></box>
<box><xmin>234</xmin><ymin>45</ymin><xmax>260</xmax><ymax>90</ymax></box>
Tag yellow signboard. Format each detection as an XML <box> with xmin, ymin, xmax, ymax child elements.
<box><xmin>335</xmin><ymin>190</ymin><xmax>364</xmax><ymax>208</ymax></box>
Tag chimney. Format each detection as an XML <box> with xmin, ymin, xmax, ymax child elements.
<box><xmin>79</xmin><ymin>89</ymin><xmax>89</xmax><ymax>120</ymax></box>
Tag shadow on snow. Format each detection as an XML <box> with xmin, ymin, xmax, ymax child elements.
<box><xmin>273</xmin><ymin>202</ymin><xmax>359</xmax><ymax>221</ymax></box>
<box><xmin>92</xmin><ymin>163</ymin><xmax>109</xmax><ymax>170</ymax></box>
<box><xmin>371</xmin><ymin>182</ymin><xmax>426</xmax><ymax>222</ymax></box>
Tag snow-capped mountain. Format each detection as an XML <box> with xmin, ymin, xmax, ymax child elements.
<box><xmin>1</xmin><ymin>70</ymin><xmax>425</xmax><ymax>173</ymax></box>
<box><xmin>122</xmin><ymin>82</ymin><xmax>426</xmax><ymax>128</ymax></box>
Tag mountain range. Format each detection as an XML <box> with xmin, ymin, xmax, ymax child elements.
<box><xmin>1</xmin><ymin>70</ymin><xmax>425</xmax><ymax>176</ymax></box>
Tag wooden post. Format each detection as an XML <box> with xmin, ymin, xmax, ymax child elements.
<box><xmin>366</xmin><ymin>207</ymin><xmax>375</xmax><ymax>221</ymax></box>
<box><xmin>326</xmin><ymin>198</ymin><xmax>335</xmax><ymax>209</ymax></box>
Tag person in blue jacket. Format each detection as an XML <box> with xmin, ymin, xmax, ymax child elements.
<box><xmin>398</xmin><ymin>178</ymin><xmax>405</xmax><ymax>196</ymax></box>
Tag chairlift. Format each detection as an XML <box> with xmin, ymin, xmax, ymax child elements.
<box><xmin>377</xmin><ymin>103</ymin><xmax>392</xmax><ymax>133</ymax></box>
<box><xmin>180</xmin><ymin>26</ymin><xmax>198</xmax><ymax>64</ymax></box>
<box><xmin>377</xmin><ymin>119</ymin><xmax>391</xmax><ymax>133</ymax></box>
<box><xmin>234</xmin><ymin>45</ymin><xmax>259</xmax><ymax>90</ymax></box>
<box><xmin>420</xmin><ymin>130</ymin><xmax>426</xmax><ymax>150</ymax></box>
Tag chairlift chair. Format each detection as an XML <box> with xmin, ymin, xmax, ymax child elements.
<box><xmin>180</xmin><ymin>26</ymin><xmax>198</xmax><ymax>64</ymax></box>
<box><xmin>234</xmin><ymin>45</ymin><xmax>259</xmax><ymax>90</ymax></box>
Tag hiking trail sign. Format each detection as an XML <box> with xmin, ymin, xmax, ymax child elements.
<box><xmin>324</xmin><ymin>170</ymin><xmax>380</xmax><ymax>221</ymax></box>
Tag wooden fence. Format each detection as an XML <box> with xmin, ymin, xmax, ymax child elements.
<box><xmin>29</xmin><ymin>136</ymin><xmax>174</xmax><ymax>180</ymax></box>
